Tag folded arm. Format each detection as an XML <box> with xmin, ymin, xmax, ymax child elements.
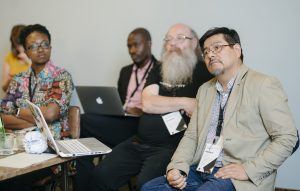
<box><xmin>17</xmin><ymin>102</ymin><xmax>60</xmax><ymax>124</ymax></box>
<box><xmin>0</xmin><ymin>113</ymin><xmax>34</xmax><ymax>130</ymax></box>
<box><xmin>1</xmin><ymin>102</ymin><xmax>59</xmax><ymax>130</ymax></box>
<box><xmin>142</xmin><ymin>84</ymin><xmax>196</xmax><ymax>115</ymax></box>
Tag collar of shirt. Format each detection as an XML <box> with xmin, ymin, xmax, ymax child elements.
<box><xmin>132</xmin><ymin>59</ymin><xmax>152</xmax><ymax>73</ymax></box>
<box><xmin>27</xmin><ymin>60</ymin><xmax>56</xmax><ymax>79</ymax></box>
<box><xmin>215</xmin><ymin>75</ymin><xmax>237</xmax><ymax>94</ymax></box>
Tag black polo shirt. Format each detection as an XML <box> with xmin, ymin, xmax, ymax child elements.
<box><xmin>136</xmin><ymin>61</ymin><xmax>212</xmax><ymax>148</ymax></box>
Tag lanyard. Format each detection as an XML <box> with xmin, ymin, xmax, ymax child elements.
<box><xmin>213</xmin><ymin>87</ymin><xmax>233</xmax><ymax>144</ymax></box>
<box><xmin>28</xmin><ymin>72</ymin><xmax>37</xmax><ymax>102</ymax></box>
<box><xmin>129</xmin><ymin>59</ymin><xmax>153</xmax><ymax>99</ymax></box>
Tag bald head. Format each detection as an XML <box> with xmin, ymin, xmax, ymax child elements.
<box><xmin>167</xmin><ymin>23</ymin><xmax>196</xmax><ymax>38</ymax></box>
<box><xmin>164</xmin><ymin>23</ymin><xmax>199</xmax><ymax>53</ymax></box>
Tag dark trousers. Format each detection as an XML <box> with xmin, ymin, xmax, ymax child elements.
<box><xmin>80</xmin><ymin>113</ymin><xmax>139</xmax><ymax>148</ymax></box>
<box><xmin>0</xmin><ymin>168</ymin><xmax>53</xmax><ymax>191</ymax></box>
<box><xmin>74</xmin><ymin>114</ymin><xmax>139</xmax><ymax>191</ymax></box>
<box><xmin>85</xmin><ymin>138</ymin><xmax>176</xmax><ymax>191</ymax></box>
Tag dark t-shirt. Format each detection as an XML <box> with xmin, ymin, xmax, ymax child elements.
<box><xmin>136</xmin><ymin>61</ymin><xmax>212</xmax><ymax>148</ymax></box>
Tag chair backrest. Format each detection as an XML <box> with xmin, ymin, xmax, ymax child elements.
<box><xmin>68</xmin><ymin>106</ymin><xmax>81</xmax><ymax>139</ymax></box>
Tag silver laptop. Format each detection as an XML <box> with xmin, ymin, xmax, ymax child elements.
<box><xmin>26</xmin><ymin>100</ymin><xmax>112</xmax><ymax>157</ymax></box>
<box><xmin>76</xmin><ymin>86</ymin><xmax>139</xmax><ymax>117</ymax></box>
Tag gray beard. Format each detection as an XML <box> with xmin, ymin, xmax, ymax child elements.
<box><xmin>211</xmin><ymin>68</ymin><xmax>224</xmax><ymax>76</ymax></box>
<box><xmin>161</xmin><ymin>47</ymin><xmax>197</xmax><ymax>86</ymax></box>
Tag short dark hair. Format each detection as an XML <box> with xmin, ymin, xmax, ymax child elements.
<box><xmin>19</xmin><ymin>24</ymin><xmax>51</xmax><ymax>48</ymax></box>
<box><xmin>129</xmin><ymin>27</ymin><xmax>151</xmax><ymax>41</ymax></box>
<box><xmin>199</xmin><ymin>27</ymin><xmax>243</xmax><ymax>61</ymax></box>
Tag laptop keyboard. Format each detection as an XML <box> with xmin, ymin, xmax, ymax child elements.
<box><xmin>58</xmin><ymin>139</ymin><xmax>91</xmax><ymax>153</ymax></box>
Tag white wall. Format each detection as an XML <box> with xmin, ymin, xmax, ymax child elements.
<box><xmin>0</xmin><ymin>0</ymin><xmax>299</xmax><ymax>189</ymax></box>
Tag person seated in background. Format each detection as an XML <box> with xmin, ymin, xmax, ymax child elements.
<box><xmin>82</xmin><ymin>23</ymin><xmax>212</xmax><ymax>191</ymax></box>
<box><xmin>141</xmin><ymin>27</ymin><xmax>298</xmax><ymax>191</ymax></box>
<box><xmin>74</xmin><ymin>27</ymin><xmax>158</xmax><ymax>191</ymax></box>
<box><xmin>0</xmin><ymin>24</ymin><xmax>74</xmax><ymax>191</ymax></box>
<box><xmin>2</xmin><ymin>24</ymin><xmax>31</xmax><ymax>92</ymax></box>
<box><xmin>80</xmin><ymin>27</ymin><xmax>158</xmax><ymax>148</ymax></box>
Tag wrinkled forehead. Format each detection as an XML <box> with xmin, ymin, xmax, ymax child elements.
<box><xmin>166</xmin><ymin>25</ymin><xmax>192</xmax><ymax>37</ymax></box>
<box><xmin>203</xmin><ymin>34</ymin><xmax>226</xmax><ymax>48</ymax></box>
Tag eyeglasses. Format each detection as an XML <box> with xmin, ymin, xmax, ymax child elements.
<box><xmin>202</xmin><ymin>44</ymin><xmax>235</xmax><ymax>59</ymax></box>
<box><xmin>26</xmin><ymin>41</ymin><xmax>51</xmax><ymax>51</ymax></box>
<box><xmin>164</xmin><ymin>34</ymin><xmax>193</xmax><ymax>44</ymax></box>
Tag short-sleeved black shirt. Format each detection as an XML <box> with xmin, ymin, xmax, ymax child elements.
<box><xmin>136</xmin><ymin>61</ymin><xmax>213</xmax><ymax>148</ymax></box>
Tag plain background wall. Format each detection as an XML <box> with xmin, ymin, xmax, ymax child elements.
<box><xmin>0</xmin><ymin>0</ymin><xmax>299</xmax><ymax>189</ymax></box>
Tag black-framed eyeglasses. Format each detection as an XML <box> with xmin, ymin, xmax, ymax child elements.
<box><xmin>26</xmin><ymin>41</ymin><xmax>51</xmax><ymax>51</ymax></box>
<box><xmin>202</xmin><ymin>44</ymin><xmax>235</xmax><ymax>59</ymax></box>
<box><xmin>164</xmin><ymin>34</ymin><xmax>193</xmax><ymax>44</ymax></box>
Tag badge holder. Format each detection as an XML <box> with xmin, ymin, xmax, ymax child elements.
<box><xmin>162</xmin><ymin>111</ymin><xmax>187</xmax><ymax>135</ymax></box>
<box><xmin>197</xmin><ymin>136</ymin><xmax>223</xmax><ymax>174</ymax></box>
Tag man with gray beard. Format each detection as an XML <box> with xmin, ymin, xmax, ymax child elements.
<box><xmin>87</xmin><ymin>23</ymin><xmax>212</xmax><ymax>191</ymax></box>
<box><xmin>161</xmin><ymin>38</ymin><xmax>198</xmax><ymax>87</ymax></box>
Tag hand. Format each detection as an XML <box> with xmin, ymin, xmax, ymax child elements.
<box><xmin>214</xmin><ymin>163</ymin><xmax>249</xmax><ymax>180</ymax></box>
<box><xmin>17</xmin><ymin>52</ymin><xmax>31</xmax><ymax>64</ymax></box>
<box><xmin>40</xmin><ymin>103</ymin><xmax>59</xmax><ymax>122</ymax></box>
<box><xmin>166</xmin><ymin>169</ymin><xmax>187</xmax><ymax>190</ymax></box>
<box><xmin>126</xmin><ymin>107</ymin><xmax>143</xmax><ymax>116</ymax></box>
<box><xmin>8</xmin><ymin>74</ymin><xmax>13</xmax><ymax>81</ymax></box>
<box><xmin>17</xmin><ymin>52</ymin><xmax>28</xmax><ymax>60</ymax></box>
<box><xmin>181</xmin><ymin>98</ymin><xmax>197</xmax><ymax>117</ymax></box>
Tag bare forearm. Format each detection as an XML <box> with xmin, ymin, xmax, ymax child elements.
<box><xmin>142</xmin><ymin>84</ymin><xmax>196</xmax><ymax>115</ymax></box>
<box><xmin>1</xmin><ymin>114</ymin><xmax>34</xmax><ymax>130</ymax></box>
<box><xmin>17</xmin><ymin>108</ymin><xmax>35</xmax><ymax>123</ymax></box>
<box><xmin>2</xmin><ymin>81</ymin><xmax>9</xmax><ymax>92</ymax></box>
<box><xmin>2</xmin><ymin>62</ymin><xmax>11</xmax><ymax>92</ymax></box>
<box><xmin>18</xmin><ymin>103</ymin><xmax>60</xmax><ymax>123</ymax></box>
<box><xmin>142</xmin><ymin>95</ymin><xmax>184</xmax><ymax>114</ymax></box>
<box><xmin>1</xmin><ymin>74</ymin><xmax>10</xmax><ymax>92</ymax></box>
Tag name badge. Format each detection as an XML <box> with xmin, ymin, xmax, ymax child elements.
<box><xmin>162</xmin><ymin>111</ymin><xmax>187</xmax><ymax>135</ymax></box>
<box><xmin>196</xmin><ymin>136</ymin><xmax>223</xmax><ymax>174</ymax></box>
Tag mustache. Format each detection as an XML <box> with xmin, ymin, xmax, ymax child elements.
<box><xmin>209</xmin><ymin>59</ymin><xmax>222</xmax><ymax>66</ymax></box>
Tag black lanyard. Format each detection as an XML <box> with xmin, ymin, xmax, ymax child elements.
<box><xmin>28</xmin><ymin>72</ymin><xmax>37</xmax><ymax>102</ymax></box>
<box><xmin>128</xmin><ymin>59</ymin><xmax>153</xmax><ymax>99</ymax></box>
<box><xmin>214</xmin><ymin>87</ymin><xmax>233</xmax><ymax>144</ymax></box>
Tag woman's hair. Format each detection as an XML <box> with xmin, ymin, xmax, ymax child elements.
<box><xmin>10</xmin><ymin>24</ymin><xmax>26</xmax><ymax>56</ymax></box>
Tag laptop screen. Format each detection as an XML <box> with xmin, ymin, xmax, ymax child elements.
<box><xmin>26</xmin><ymin>100</ymin><xmax>60</xmax><ymax>153</ymax></box>
<box><xmin>76</xmin><ymin>86</ymin><xmax>125</xmax><ymax>116</ymax></box>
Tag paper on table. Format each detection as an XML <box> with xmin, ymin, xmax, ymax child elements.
<box><xmin>0</xmin><ymin>152</ymin><xmax>57</xmax><ymax>168</ymax></box>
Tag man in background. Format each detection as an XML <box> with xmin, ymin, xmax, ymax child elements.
<box><xmin>75</xmin><ymin>28</ymin><xmax>158</xmax><ymax>191</ymax></box>
<box><xmin>79</xmin><ymin>28</ymin><xmax>158</xmax><ymax>148</ymax></box>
